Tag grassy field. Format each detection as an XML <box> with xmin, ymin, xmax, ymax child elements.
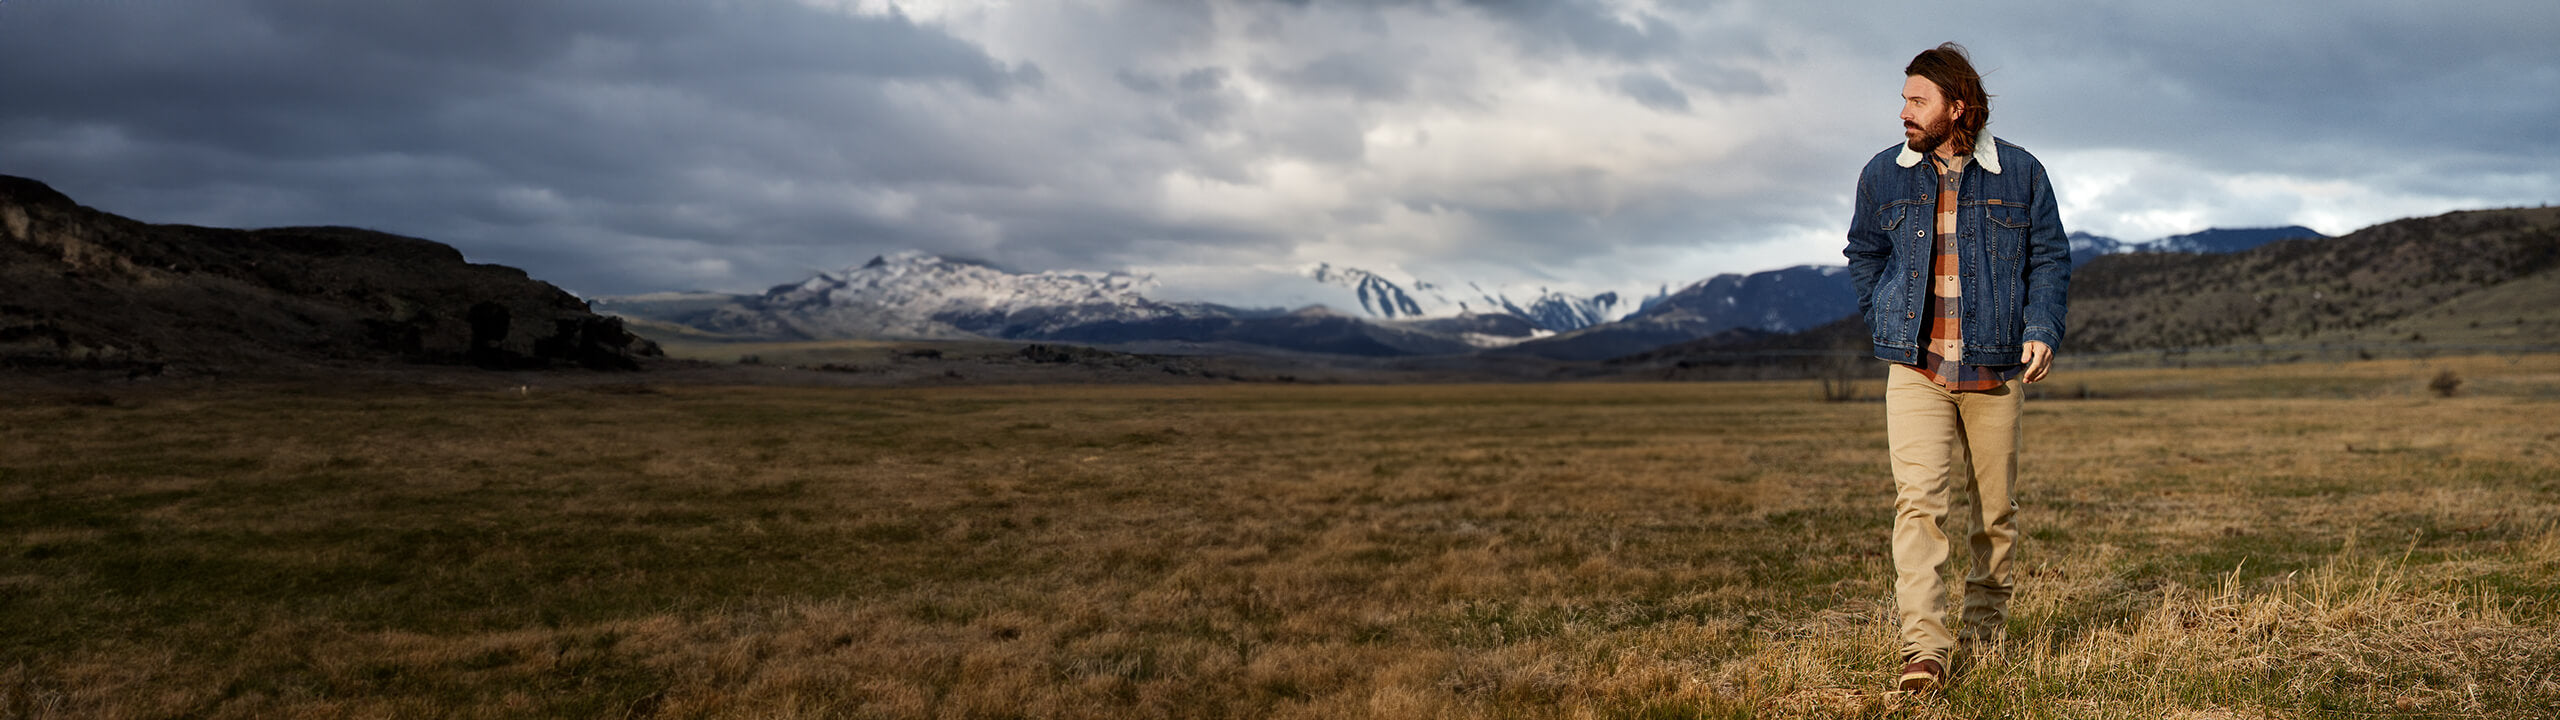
<box><xmin>4</xmin><ymin>355</ymin><xmax>2557</xmax><ymax>718</ymax></box>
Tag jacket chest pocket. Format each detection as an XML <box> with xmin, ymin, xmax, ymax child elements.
<box><xmin>1875</xmin><ymin>200</ymin><xmax>1928</xmax><ymax>240</ymax></box>
<box><xmin>1982</xmin><ymin>202</ymin><xmax>2030</xmax><ymax>260</ymax></box>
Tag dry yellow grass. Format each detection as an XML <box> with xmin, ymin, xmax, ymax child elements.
<box><xmin>3</xmin><ymin>354</ymin><xmax>2556</xmax><ymax>718</ymax></box>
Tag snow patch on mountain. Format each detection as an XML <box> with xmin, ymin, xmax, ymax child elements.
<box><xmin>1301</xmin><ymin>262</ymin><xmax>1652</xmax><ymax>332</ymax></box>
<box><xmin>2073</xmin><ymin>226</ymin><xmax>2326</xmax><ymax>266</ymax></box>
<box><xmin>732</xmin><ymin>252</ymin><xmax>1204</xmax><ymax>339</ymax></box>
<box><xmin>768</xmin><ymin>252</ymin><xmax>1155</xmax><ymax>314</ymax></box>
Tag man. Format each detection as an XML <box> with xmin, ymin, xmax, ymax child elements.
<box><xmin>1843</xmin><ymin>42</ymin><xmax>2071</xmax><ymax>693</ymax></box>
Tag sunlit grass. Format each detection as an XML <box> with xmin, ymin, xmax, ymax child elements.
<box><xmin>4</xmin><ymin>355</ymin><xmax>2557</xmax><ymax>718</ymax></box>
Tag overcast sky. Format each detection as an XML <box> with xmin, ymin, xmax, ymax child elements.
<box><xmin>4</xmin><ymin>1</ymin><xmax>2555</xmax><ymax>305</ymax></box>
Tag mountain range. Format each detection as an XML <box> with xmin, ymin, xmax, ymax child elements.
<box><xmin>598</xmin><ymin>226</ymin><xmax>2338</xmax><ymax>361</ymax></box>
<box><xmin>2070</xmin><ymin>226</ymin><xmax>2324</xmax><ymax>267</ymax></box>
<box><xmin>11</xmin><ymin>167</ymin><xmax>2541</xmax><ymax>380</ymax></box>
<box><xmin>594</xmin><ymin>253</ymin><xmax>1501</xmax><ymax>357</ymax></box>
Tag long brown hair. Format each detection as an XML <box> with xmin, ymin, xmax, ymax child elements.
<box><xmin>1904</xmin><ymin>42</ymin><xmax>1992</xmax><ymax>157</ymax></box>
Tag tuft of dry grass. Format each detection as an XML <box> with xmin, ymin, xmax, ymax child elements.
<box><xmin>3</xmin><ymin>354</ymin><xmax>2558</xmax><ymax>718</ymax></box>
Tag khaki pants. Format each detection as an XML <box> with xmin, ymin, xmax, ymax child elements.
<box><xmin>1884</xmin><ymin>363</ymin><xmax>2022</xmax><ymax>664</ymax></box>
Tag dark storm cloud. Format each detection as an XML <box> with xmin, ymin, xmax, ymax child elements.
<box><xmin>1457</xmin><ymin>0</ymin><xmax>1681</xmax><ymax>61</ymax></box>
<box><xmin>1960</xmin><ymin>3</ymin><xmax>2560</xmax><ymax>180</ymax></box>
<box><xmin>0</xmin><ymin>1</ymin><xmax>1031</xmax><ymax>157</ymax></box>
<box><xmin>1267</xmin><ymin>50</ymin><xmax>1417</xmax><ymax>102</ymax></box>
<box><xmin>1614</xmin><ymin>72</ymin><xmax>1691</xmax><ymax>113</ymax></box>
<box><xmin>0</xmin><ymin>0</ymin><xmax>1047</xmax><ymax>293</ymax></box>
<box><xmin>1859</xmin><ymin>2</ymin><xmax>2560</xmax><ymax>242</ymax></box>
<box><xmin>1672</xmin><ymin>60</ymin><xmax>1777</xmax><ymax>97</ymax></box>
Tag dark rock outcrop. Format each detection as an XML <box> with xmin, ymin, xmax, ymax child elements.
<box><xmin>0</xmin><ymin>175</ymin><xmax>659</xmax><ymax>373</ymax></box>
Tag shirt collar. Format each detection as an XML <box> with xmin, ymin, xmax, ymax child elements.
<box><xmin>1896</xmin><ymin>134</ymin><xmax>2003</xmax><ymax>174</ymax></box>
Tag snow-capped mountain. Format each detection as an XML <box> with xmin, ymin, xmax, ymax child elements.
<box><xmin>2069</xmin><ymin>230</ymin><xmax>2134</xmax><ymax>267</ymax></box>
<box><xmin>2143</xmin><ymin>226</ymin><xmax>2325</xmax><ymax>254</ymax></box>
<box><xmin>1306</xmin><ymin>263</ymin><xmax>1434</xmax><ymax>319</ymax></box>
<box><xmin>1631</xmin><ymin>264</ymin><xmax>1857</xmax><ymax>334</ymax></box>
<box><xmin>775</xmin><ymin>252</ymin><xmax>1155</xmax><ymax>311</ymax></box>
<box><xmin>2073</xmin><ymin>226</ymin><xmax>2325</xmax><ymax>266</ymax></box>
<box><xmin>591</xmin><ymin>253</ymin><xmax>1231</xmax><ymax>342</ymax></box>
<box><xmin>1511</xmin><ymin>288</ymin><xmax>1638</xmax><ymax>331</ymax></box>
<box><xmin>596</xmin><ymin>224</ymin><xmax>2333</xmax><ymax>361</ymax></box>
<box><xmin>736</xmin><ymin>252</ymin><xmax>1206</xmax><ymax>339</ymax></box>
<box><xmin>1504</xmin><ymin>226</ymin><xmax>2332</xmax><ymax>361</ymax></box>
<box><xmin>596</xmin><ymin>253</ymin><xmax>1493</xmax><ymax>356</ymax></box>
<box><xmin>1490</xmin><ymin>264</ymin><xmax>1857</xmax><ymax>361</ymax></box>
<box><xmin>1301</xmin><ymin>262</ymin><xmax>1652</xmax><ymax>332</ymax></box>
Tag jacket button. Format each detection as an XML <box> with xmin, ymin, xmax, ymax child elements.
<box><xmin>1906</xmin><ymin>312</ymin><xmax>1916</xmax><ymax>319</ymax></box>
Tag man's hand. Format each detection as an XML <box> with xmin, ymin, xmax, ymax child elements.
<box><xmin>2022</xmin><ymin>341</ymin><xmax>2054</xmax><ymax>384</ymax></box>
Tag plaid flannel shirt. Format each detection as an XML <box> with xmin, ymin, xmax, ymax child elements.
<box><xmin>1910</xmin><ymin>153</ymin><xmax>2023</xmax><ymax>391</ymax></box>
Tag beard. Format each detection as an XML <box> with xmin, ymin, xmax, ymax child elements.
<box><xmin>1905</xmin><ymin>113</ymin><xmax>1955</xmax><ymax>155</ymax></box>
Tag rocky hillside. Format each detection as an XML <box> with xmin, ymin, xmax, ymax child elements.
<box><xmin>0</xmin><ymin>175</ymin><xmax>659</xmax><ymax>373</ymax></box>
<box><xmin>2071</xmin><ymin>207</ymin><xmax>2560</xmax><ymax>351</ymax></box>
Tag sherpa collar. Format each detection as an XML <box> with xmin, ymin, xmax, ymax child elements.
<box><xmin>1896</xmin><ymin>134</ymin><xmax>2003</xmax><ymax>174</ymax></box>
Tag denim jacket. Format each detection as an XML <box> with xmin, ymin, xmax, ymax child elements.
<box><xmin>1844</xmin><ymin>136</ymin><xmax>2071</xmax><ymax>366</ymax></box>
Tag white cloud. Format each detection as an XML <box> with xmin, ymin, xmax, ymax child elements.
<box><xmin>2048</xmin><ymin>148</ymin><xmax>2522</xmax><ymax>241</ymax></box>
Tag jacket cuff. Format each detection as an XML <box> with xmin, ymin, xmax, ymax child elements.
<box><xmin>2023</xmin><ymin>326</ymin><xmax>2061</xmax><ymax>349</ymax></box>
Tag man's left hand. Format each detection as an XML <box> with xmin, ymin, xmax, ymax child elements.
<box><xmin>2022</xmin><ymin>341</ymin><xmax>2054</xmax><ymax>383</ymax></box>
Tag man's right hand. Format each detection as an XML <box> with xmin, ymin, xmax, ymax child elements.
<box><xmin>2021</xmin><ymin>341</ymin><xmax>2054</xmax><ymax>383</ymax></box>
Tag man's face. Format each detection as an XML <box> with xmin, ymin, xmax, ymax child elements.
<box><xmin>1901</xmin><ymin>75</ymin><xmax>1959</xmax><ymax>155</ymax></box>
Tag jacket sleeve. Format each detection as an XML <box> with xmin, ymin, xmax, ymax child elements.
<box><xmin>2021</xmin><ymin>162</ymin><xmax>2072</xmax><ymax>349</ymax></box>
<box><xmin>1844</xmin><ymin>164</ymin><xmax>1891</xmax><ymax>321</ymax></box>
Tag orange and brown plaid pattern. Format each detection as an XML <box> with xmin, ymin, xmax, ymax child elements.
<box><xmin>1911</xmin><ymin>154</ymin><xmax>2021</xmax><ymax>391</ymax></box>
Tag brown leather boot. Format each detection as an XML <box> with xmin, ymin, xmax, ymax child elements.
<box><xmin>1897</xmin><ymin>657</ymin><xmax>1945</xmax><ymax>693</ymax></box>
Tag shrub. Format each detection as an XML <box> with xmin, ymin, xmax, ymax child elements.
<box><xmin>2429</xmin><ymin>369</ymin><xmax>2462</xmax><ymax>397</ymax></box>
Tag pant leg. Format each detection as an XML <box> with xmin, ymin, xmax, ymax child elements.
<box><xmin>1884</xmin><ymin>364</ymin><xmax>1962</xmax><ymax>663</ymax></box>
<box><xmin>1957</xmin><ymin>379</ymin><xmax>2024</xmax><ymax>643</ymax></box>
